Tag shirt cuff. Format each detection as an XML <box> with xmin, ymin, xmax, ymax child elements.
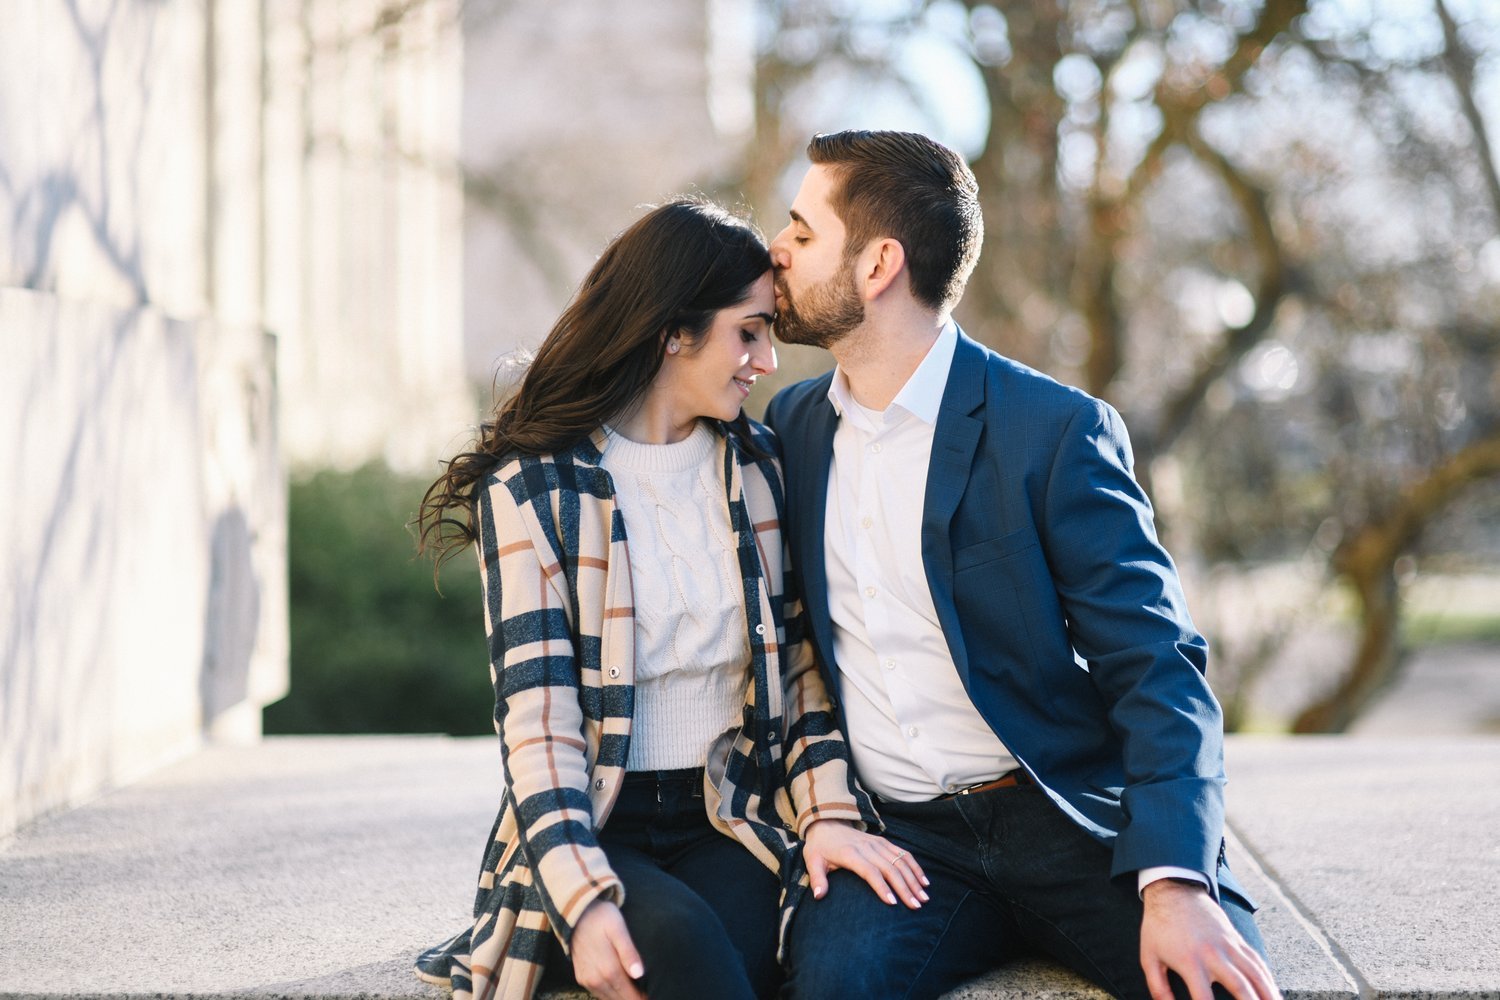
<box><xmin>1137</xmin><ymin>866</ymin><xmax>1210</xmax><ymax>897</ymax></box>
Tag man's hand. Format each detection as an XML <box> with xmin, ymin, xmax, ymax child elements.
<box><xmin>802</xmin><ymin>818</ymin><xmax>929</xmax><ymax>908</ymax></box>
<box><xmin>1139</xmin><ymin>879</ymin><xmax>1281</xmax><ymax>1000</ymax></box>
<box><xmin>570</xmin><ymin>898</ymin><xmax>645</xmax><ymax>1000</ymax></box>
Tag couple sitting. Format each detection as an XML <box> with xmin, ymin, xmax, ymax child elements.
<box><xmin>413</xmin><ymin>130</ymin><xmax>1278</xmax><ymax>1000</ymax></box>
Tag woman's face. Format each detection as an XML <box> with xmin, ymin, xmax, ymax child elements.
<box><xmin>660</xmin><ymin>271</ymin><xmax>778</xmax><ymax>425</ymax></box>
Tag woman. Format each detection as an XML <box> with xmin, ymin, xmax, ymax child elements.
<box><xmin>413</xmin><ymin>199</ymin><xmax>926</xmax><ymax>1000</ymax></box>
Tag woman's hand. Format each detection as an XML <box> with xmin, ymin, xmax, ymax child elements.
<box><xmin>570</xmin><ymin>899</ymin><xmax>646</xmax><ymax>1000</ymax></box>
<box><xmin>802</xmin><ymin>819</ymin><xmax>929</xmax><ymax>909</ymax></box>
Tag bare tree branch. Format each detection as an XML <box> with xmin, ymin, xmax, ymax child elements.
<box><xmin>1294</xmin><ymin>429</ymin><xmax>1500</xmax><ymax>731</ymax></box>
<box><xmin>1335</xmin><ymin>431</ymin><xmax>1500</xmax><ymax>580</ymax></box>
<box><xmin>1436</xmin><ymin>0</ymin><xmax>1500</xmax><ymax>224</ymax></box>
<box><xmin>1141</xmin><ymin>124</ymin><xmax>1289</xmax><ymax>462</ymax></box>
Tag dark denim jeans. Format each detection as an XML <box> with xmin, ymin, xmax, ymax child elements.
<box><xmin>781</xmin><ymin>782</ymin><xmax>1266</xmax><ymax>1000</ymax></box>
<box><xmin>540</xmin><ymin>768</ymin><xmax>782</xmax><ymax>1000</ymax></box>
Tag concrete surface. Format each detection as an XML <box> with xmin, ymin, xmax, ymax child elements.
<box><xmin>1225</xmin><ymin>737</ymin><xmax>1500</xmax><ymax>1000</ymax></box>
<box><xmin>1350</xmin><ymin>644</ymin><xmax>1500</xmax><ymax>736</ymax></box>
<box><xmin>0</xmin><ymin>735</ymin><xmax>1491</xmax><ymax>998</ymax></box>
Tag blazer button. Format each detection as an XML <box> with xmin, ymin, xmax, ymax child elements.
<box><xmin>594</xmin><ymin>778</ymin><xmax>607</xmax><ymax>790</ymax></box>
<box><xmin>607</xmin><ymin>666</ymin><xmax>620</xmax><ymax>678</ymax></box>
<box><xmin>754</xmin><ymin>623</ymin><xmax>766</xmax><ymax>635</ymax></box>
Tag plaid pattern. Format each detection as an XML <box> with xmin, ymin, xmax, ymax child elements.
<box><xmin>416</xmin><ymin>421</ymin><xmax>878</xmax><ymax>1000</ymax></box>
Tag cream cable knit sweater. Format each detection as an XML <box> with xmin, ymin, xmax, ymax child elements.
<box><xmin>601</xmin><ymin>422</ymin><xmax>750</xmax><ymax>771</ymax></box>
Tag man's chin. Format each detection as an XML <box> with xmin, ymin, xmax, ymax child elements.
<box><xmin>775</xmin><ymin>323</ymin><xmax>843</xmax><ymax>350</ymax></box>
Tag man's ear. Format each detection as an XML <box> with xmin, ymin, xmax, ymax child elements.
<box><xmin>859</xmin><ymin>238</ymin><xmax>907</xmax><ymax>301</ymax></box>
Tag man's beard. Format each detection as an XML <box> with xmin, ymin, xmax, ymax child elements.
<box><xmin>774</xmin><ymin>260</ymin><xmax>864</xmax><ymax>349</ymax></box>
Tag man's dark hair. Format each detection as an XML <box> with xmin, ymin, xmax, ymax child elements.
<box><xmin>808</xmin><ymin>130</ymin><xmax>983</xmax><ymax>313</ymax></box>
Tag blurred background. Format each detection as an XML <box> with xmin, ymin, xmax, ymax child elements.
<box><xmin>5</xmin><ymin>0</ymin><xmax>1499</xmax><ymax>834</ymax></box>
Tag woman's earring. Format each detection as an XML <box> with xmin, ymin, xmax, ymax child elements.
<box><xmin>666</xmin><ymin>339</ymin><xmax>680</xmax><ymax>354</ymax></box>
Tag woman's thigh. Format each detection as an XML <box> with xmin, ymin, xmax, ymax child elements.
<box><xmin>605</xmin><ymin>841</ymin><xmax>774</xmax><ymax>1000</ymax></box>
<box><xmin>658</xmin><ymin>832</ymin><xmax>782</xmax><ymax>999</ymax></box>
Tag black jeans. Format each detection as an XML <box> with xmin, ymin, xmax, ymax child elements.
<box><xmin>541</xmin><ymin>768</ymin><xmax>782</xmax><ymax>1000</ymax></box>
<box><xmin>781</xmin><ymin>781</ymin><xmax>1268</xmax><ymax>1000</ymax></box>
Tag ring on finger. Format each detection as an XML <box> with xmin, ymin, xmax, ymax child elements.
<box><xmin>892</xmin><ymin>850</ymin><xmax>909</xmax><ymax>864</ymax></box>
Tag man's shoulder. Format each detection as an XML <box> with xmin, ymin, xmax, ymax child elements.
<box><xmin>766</xmin><ymin>369</ymin><xmax>836</xmax><ymax>422</ymax></box>
<box><xmin>961</xmin><ymin>334</ymin><xmax>1102</xmax><ymax>420</ymax></box>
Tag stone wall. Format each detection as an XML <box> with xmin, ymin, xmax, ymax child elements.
<box><xmin>0</xmin><ymin>290</ymin><xmax>286</xmax><ymax>838</ymax></box>
<box><xmin>0</xmin><ymin>0</ymin><xmax>466</xmax><ymax>836</ymax></box>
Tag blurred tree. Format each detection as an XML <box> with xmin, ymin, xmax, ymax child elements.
<box><xmin>264</xmin><ymin>463</ymin><xmax>493</xmax><ymax>735</ymax></box>
<box><xmin>356</xmin><ymin>0</ymin><xmax>1500</xmax><ymax>733</ymax></box>
<box><xmin>725</xmin><ymin>0</ymin><xmax>1500</xmax><ymax>731</ymax></box>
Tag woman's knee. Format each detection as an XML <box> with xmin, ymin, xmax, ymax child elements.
<box><xmin>621</xmin><ymin>884</ymin><xmax>761</xmax><ymax>999</ymax></box>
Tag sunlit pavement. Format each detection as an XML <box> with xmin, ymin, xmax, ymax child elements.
<box><xmin>1</xmin><ymin>735</ymin><xmax>1496</xmax><ymax>999</ymax></box>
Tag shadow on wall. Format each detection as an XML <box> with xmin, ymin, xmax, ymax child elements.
<box><xmin>4</xmin><ymin>0</ymin><xmax>173</xmax><ymax>310</ymax></box>
<box><xmin>203</xmin><ymin>508</ymin><xmax>260</xmax><ymax>730</ymax></box>
<box><xmin>0</xmin><ymin>291</ymin><xmax>286</xmax><ymax>839</ymax></box>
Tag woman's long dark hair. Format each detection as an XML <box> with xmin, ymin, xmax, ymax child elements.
<box><xmin>417</xmin><ymin>197</ymin><xmax>773</xmax><ymax>570</ymax></box>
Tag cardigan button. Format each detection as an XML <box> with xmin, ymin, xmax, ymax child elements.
<box><xmin>594</xmin><ymin>778</ymin><xmax>607</xmax><ymax>790</ymax></box>
<box><xmin>607</xmin><ymin>667</ymin><xmax>620</xmax><ymax>679</ymax></box>
<box><xmin>754</xmin><ymin>623</ymin><xmax>765</xmax><ymax>635</ymax></box>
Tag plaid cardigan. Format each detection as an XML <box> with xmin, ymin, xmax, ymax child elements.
<box><xmin>416</xmin><ymin>421</ymin><xmax>878</xmax><ymax>1000</ymax></box>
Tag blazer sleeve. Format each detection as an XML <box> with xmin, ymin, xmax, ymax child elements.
<box><xmin>1039</xmin><ymin>398</ymin><xmax>1226</xmax><ymax>883</ymax></box>
<box><xmin>475</xmin><ymin>475</ymin><xmax>624</xmax><ymax>947</ymax></box>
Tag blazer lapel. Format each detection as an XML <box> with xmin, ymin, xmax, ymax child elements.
<box><xmin>923</xmin><ymin>331</ymin><xmax>987</xmax><ymax>685</ymax></box>
<box><xmin>795</xmin><ymin>391</ymin><xmax>841</xmax><ymax>693</ymax></box>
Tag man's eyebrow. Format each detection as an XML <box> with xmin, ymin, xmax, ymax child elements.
<box><xmin>788</xmin><ymin>209</ymin><xmax>813</xmax><ymax>231</ymax></box>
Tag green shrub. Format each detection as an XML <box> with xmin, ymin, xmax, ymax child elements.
<box><xmin>263</xmin><ymin>462</ymin><xmax>494</xmax><ymax>735</ymax></box>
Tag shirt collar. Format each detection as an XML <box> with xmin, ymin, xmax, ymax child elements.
<box><xmin>826</xmin><ymin>321</ymin><xmax>958</xmax><ymax>428</ymax></box>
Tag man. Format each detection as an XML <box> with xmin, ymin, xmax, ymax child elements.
<box><xmin>762</xmin><ymin>130</ymin><xmax>1279</xmax><ymax>1000</ymax></box>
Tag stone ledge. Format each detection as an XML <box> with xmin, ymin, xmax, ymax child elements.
<box><xmin>2</xmin><ymin>736</ymin><xmax>1494</xmax><ymax>999</ymax></box>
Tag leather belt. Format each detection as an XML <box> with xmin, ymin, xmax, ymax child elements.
<box><xmin>938</xmin><ymin>769</ymin><xmax>1032</xmax><ymax>799</ymax></box>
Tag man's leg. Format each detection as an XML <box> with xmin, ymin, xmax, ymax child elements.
<box><xmin>781</xmin><ymin>802</ymin><xmax>1021</xmax><ymax>1000</ymax></box>
<box><xmin>957</xmin><ymin>783</ymin><xmax>1271</xmax><ymax>1000</ymax></box>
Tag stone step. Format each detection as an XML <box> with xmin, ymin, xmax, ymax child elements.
<box><xmin>2</xmin><ymin>735</ymin><xmax>1493</xmax><ymax>999</ymax></box>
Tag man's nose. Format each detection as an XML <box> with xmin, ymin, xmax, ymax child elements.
<box><xmin>769</xmin><ymin>227</ymin><xmax>792</xmax><ymax>269</ymax></box>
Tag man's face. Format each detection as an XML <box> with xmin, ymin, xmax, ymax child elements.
<box><xmin>769</xmin><ymin>165</ymin><xmax>865</xmax><ymax>349</ymax></box>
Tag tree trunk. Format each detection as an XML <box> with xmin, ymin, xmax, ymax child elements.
<box><xmin>1291</xmin><ymin>562</ymin><xmax>1401</xmax><ymax>733</ymax></box>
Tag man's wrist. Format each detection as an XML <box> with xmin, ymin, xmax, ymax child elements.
<box><xmin>1137</xmin><ymin>866</ymin><xmax>1210</xmax><ymax>898</ymax></box>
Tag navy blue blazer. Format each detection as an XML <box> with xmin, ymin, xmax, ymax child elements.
<box><xmin>764</xmin><ymin>329</ymin><xmax>1247</xmax><ymax>902</ymax></box>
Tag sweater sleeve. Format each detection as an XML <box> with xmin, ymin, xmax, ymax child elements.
<box><xmin>476</xmin><ymin>473</ymin><xmax>624</xmax><ymax>949</ymax></box>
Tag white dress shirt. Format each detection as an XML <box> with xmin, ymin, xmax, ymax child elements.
<box><xmin>822</xmin><ymin>323</ymin><xmax>1206</xmax><ymax>894</ymax></box>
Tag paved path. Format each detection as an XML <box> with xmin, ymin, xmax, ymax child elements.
<box><xmin>1</xmin><ymin>736</ymin><xmax>1495</xmax><ymax>999</ymax></box>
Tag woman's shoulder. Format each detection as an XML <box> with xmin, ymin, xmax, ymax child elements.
<box><xmin>723</xmin><ymin>415</ymin><xmax>782</xmax><ymax>465</ymax></box>
<box><xmin>479</xmin><ymin>433</ymin><xmax>607</xmax><ymax>498</ymax></box>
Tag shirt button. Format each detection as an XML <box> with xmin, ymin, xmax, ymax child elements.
<box><xmin>884</xmin><ymin>659</ymin><xmax>895</xmax><ymax>670</ymax></box>
<box><xmin>946</xmin><ymin>783</ymin><xmax>959</xmax><ymax>793</ymax></box>
<box><xmin>754</xmin><ymin>623</ymin><xmax>766</xmax><ymax>635</ymax></box>
<box><xmin>907</xmin><ymin>726</ymin><xmax>919</xmax><ymax>738</ymax></box>
<box><xmin>607</xmin><ymin>666</ymin><xmax>620</xmax><ymax>679</ymax></box>
<box><xmin>871</xmin><ymin>443</ymin><xmax>883</xmax><ymax>453</ymax></box>
<box><xmin>864</xmin><ymin>586</ymin><xmax>877</xmax><ymax>598</ymax></box>
<box><xmin>861</xmin><ymin>516</ymin><xmax>873</xmax><ymax>529</ymax></box>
